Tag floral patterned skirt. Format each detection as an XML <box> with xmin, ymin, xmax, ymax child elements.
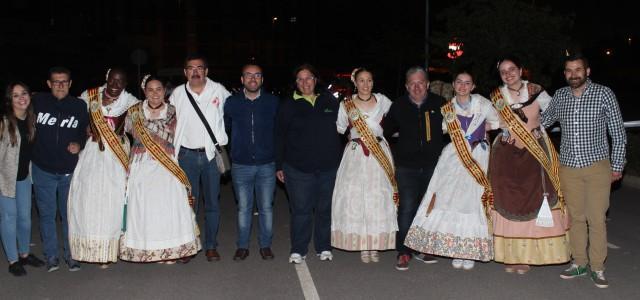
<box><xmin>404</xmin><ymin>143</ymin><xmax>493</xmax><ymax>261</ymax></box>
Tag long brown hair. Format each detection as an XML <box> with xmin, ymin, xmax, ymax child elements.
<box><xmin>1</xmin><ymin>82</ymin><xmax>36</xmax><ymax>146</ymax></box>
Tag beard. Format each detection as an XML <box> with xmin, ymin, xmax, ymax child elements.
<box><xmin>567</xmin><ymin>76</ymin><xmax>587</xmax><ymax>89</ymax></box>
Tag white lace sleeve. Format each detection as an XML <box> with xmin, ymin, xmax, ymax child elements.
<box><xmin>336</xmin><ymin>102</ymin><xmax>349</xmax><ymax>134</ymax></box>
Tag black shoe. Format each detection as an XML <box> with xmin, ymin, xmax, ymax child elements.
<box><xmin>233</xmin><ymin>248</ymin><xmax>249</xmax><ymax>261</ymax></box>
<box><xmin>9</xmin><ymin>262</ymin><xmax>27</xmax><ymax>276</ymax></box>
<box><xmin>19</xmin><ymin>254</ymin><xmax>45</xmax><ymax>267</ymax></box>
<box><xmin>259</xmin><ymin>248</ymin><xmax>275</xmax><ymax>260</ymax></box>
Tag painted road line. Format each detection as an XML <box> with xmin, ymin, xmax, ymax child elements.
<box><xmin>607</xmin><ymin>242</ymin><xmax>621</xmax><ymax>249</ymax></box>
<box><xmin>295</xmin><ymin>261</ymin><xmax>320</xmax><ymax>300</ymax></box>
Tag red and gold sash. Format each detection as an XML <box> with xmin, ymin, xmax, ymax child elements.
<box><xmin>441</xmin><ymin>102</ymin><xmax>493</xmax><ymax>224</ymax></box>
<box><xmin>129</xmin><ymin>104</ymin><xmax>193</xmax><ymax>203</ymax></box>
<box><xmin>87</xmin><ymin>87</ymin><xmax>129</xmax><ymax>172</ymax></box>
<box><xmin>489</xmin><ymin>88</ymin><xmax>564</xmax><ymax>211</ymax></box>
<box><xmin>343</xmin><ymin>99</ymin><xmax>399</xmax><ymax>206</ymax></box>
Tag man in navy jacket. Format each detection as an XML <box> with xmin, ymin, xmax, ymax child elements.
<box><xmin>224</xmin><ymin>64</ymin><xmax>279</xmax><ymax>261</ymax></box>
<box><xmin>31</xmin><ymin>67</ymin><xmax>88</xmax><ymax>272</ymax></box>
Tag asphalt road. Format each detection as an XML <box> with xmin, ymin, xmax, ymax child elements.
<box><xmin>1</xmin><ymin>181</ymin><xmax>639</xmax><ymax>299</ymax></box>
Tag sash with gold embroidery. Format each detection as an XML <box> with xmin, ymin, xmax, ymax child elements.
<box><xmin>489</xmin><ymin>88</ymin><xmax>564</xmax><ymax>211</ymax></box>
<box><xmin>87</xmin><ymin>87</ymin><xmax>129</xmax><ymax>172</ymax></box>
<box><xmin>343</xmin><ymin>98</ymin><xmax>399</xmax><ymax>206</ymax></box>
<box><xmin>129</xmin><ymin>104</ymin><xmax>193</xmax><ymax>204</ymax></box>
<box><xmin>441</xmin><ymin>102</ymin><xmax>493</xmax><ymax>224</ymax></box>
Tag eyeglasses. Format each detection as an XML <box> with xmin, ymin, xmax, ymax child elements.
<box><xmin>185</xmin><ymin>65</ymin><xmax>206</xmax><ymax>72</ymax></box>
<box><xmin>50</xmin><ymin>80</ymin><xmax>70</xmax><ymax>86</ymax></box>
<box><xmin>243</xmin><ymin>72</ymin><xmax>263</xmax><ymax>79</ymax></box>
<box><xmin>296</xmin><ymin>76</ymin><xmax>315</xmax><ymax>83</ymax></box>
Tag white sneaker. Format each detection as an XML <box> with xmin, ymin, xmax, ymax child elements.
<box><xmin>462</xmin><ymin>260</ymin><xmax>475</xmax><ymax>270</ymax></box>
<box><xmin>370</xmin><ymin>251</ymin><xmax>379</xmax><ymax>263</ymax></box>
<box><xmin>452</xmin><ymin>259</ymin><xmax>463</xmax><ymax>269</ymax></box>
<box><xmin>361</xmin><ymin>251</ymin><xmax>371</xmax><ymax>263</ymax></box>
<box><xmin>317</xmin><ymin>251</ymin><xmax>333</xmax><ymax>261</ymax></box>
<box><xmin>289</xmin><ymin>253</ymin><xmax>306</xmax><ymax>264</ymax></box>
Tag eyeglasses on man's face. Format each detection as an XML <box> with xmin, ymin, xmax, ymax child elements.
<box><xmin>185</xmin><ymin>65</ymin><xmax>206</xmax><ymax>72</ymax></box>
<box><xmin>50</xmin><ymin>80</ymin><xmax>70</xmax><ymax>86</ymax></box>
<box><xmin>243</xmin><ymin>72</ymin><xmax>263</xmax><ymax>79</ymax></box>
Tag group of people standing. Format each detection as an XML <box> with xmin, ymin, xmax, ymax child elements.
<box><xmin>0</xmin><ymin>53</ymin><xmax>626</xmax><ymax>289</ymax></box>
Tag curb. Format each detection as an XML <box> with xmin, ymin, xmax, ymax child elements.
<box><xmin>623</xmin><ymin>174</ymin><xmax>640</xmax><ymax>189</ymax></box>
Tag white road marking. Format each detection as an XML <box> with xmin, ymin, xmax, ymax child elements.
<box><xmin>607</xmin><ymin>242</ymin><xmax>621</xmax><ymax>249</ymax></box>
<box><xmin>295</xmin><ymin>261</ymin><xmax>320</xmax><ymax>300</ymax></box>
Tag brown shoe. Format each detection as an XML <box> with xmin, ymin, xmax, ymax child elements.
<box><xmin>259</xmin><ymin>248</ymin><xmax>275</xmax><ymax>260</ymax></box>
<box><xmin>233</xmin><ymin>249</ymin><xmax>249</xmax><ymax>261</ymax></box>
<box><xmin>206</xmin><ymin>249</ymin><xmax>221</xmax><ymax>262</ymax></box>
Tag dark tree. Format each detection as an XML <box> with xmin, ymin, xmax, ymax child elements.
<box><xmin>430</xmin><ymin>0</ymin><xmax>573</xmax><ymax>95</ymax></box>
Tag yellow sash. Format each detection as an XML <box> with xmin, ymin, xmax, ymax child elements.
<box><xmin>88</xmin><ymin>88</ymin><xmax>129</xmax><ymax>172</ymax></box>
<box><xmin>343</xmin><ymin>99</ymin><xmax>399</xmax><ymax>206</ymax></box>
<box><xmin>489</xmin><ymin>88</ymin><xmax>564</xmax><ymax>211</ymax></box>
<box><xmin>441</xmin><ymin>102</ymin><xmax>493</xmax><ymax>224</ymax></box>
<box><xmin>129</xmin><ymin>104</ymin><xmax>193</xmax><ymax>202</ymax></box>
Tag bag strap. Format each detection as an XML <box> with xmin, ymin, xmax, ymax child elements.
<box><xmin>184</xmin><ymin>85</ymin><xmax>223</xmax><ymax>152</ymax></box>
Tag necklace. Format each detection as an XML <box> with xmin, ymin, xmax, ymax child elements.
<box><xmin>356</xmin><ymin>94</ymin><xmax>373</xmax><ymax>102</ymax></box>
<box><xmin>507</xmin><ymin>82</ymin><xmax>525</xmax><ymax>96</ymax></box>
<box><xmin>148</xmin><ymin>102</ymin><xmax>165</xmax><ymax>110</ymax></box>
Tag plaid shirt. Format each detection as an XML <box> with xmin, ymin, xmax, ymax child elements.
<box><xmin>542</xmin><ymin>79</ymin><xmax>626</xmax><ymax>172</ymax></box>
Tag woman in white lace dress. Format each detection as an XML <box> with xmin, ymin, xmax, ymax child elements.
<box><xmin>331</xmin><ymin>68</ymin><xmax>398</xmax><ymax>263</ymax></box>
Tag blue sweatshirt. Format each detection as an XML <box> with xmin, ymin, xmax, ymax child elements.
<box><xmin>224</xmin><ymin>90</ymin><xmax>279</xmax><ymax>165</ymax></box>
<box><xmin>31</xmin><ymin>92</ymin><xmax>89</xmax><ymax>174</ymax></box>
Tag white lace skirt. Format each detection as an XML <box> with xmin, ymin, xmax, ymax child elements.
<box><xmin>331</xmin><ymin>140</ymin><xmax>398</xmax><ymax>251</ymax></box>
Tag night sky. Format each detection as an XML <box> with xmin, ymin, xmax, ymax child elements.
<box><xmin>1</xmin><ymin>0</ymin><xmax>638</xmax><ymax>119</ymax></box>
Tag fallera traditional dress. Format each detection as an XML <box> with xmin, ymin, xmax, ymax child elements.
<box><xmin>331</xmin><ymin>94</ymin><xmax>398</xmax><ymax>251</ymax></box>
<box><xmin>68</xmin><ymin>86</ymin><xmax>139</xmax><ymax>263</ymax></box>
<box><xmin>119</xmin><ymin>101</ymin><xmax>201</xmax><ymax>262</ymax></box>
<box><xmin>489</xmin><ymin>81</ymin><xmax>570</xmax><ymax>265</ymax></box>
<box><xmin>404</xmin><ymin>94</ymin><xmax>499</xmax><ymax>261</ymax></box>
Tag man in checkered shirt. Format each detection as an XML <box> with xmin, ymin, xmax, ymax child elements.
<box><xmin>542</xmin><ymin>53</ymin><xmax>626</xmax><ymax>289</ymax></box>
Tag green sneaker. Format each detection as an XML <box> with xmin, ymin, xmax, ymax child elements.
<box><xmin>591</xmin><ymin>270</ymin><xmax>609</xmax><ymax>288</ymax></box>
<box><xmin>560</xmin><ymin>264</ymin><xmax>588</xmax><ymax>279</ymax></box>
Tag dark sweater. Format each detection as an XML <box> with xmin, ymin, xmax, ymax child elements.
<box><xmin>224</xmin><ymin>90</ymin><xmax>279</xmax><ymax>165</ymax></box>
<box><xmin>275</xmin><ymin>92</ymin><xmax>342</xmax><ymax>172</ymax></box>
<box><xmin>32</xmin><ymin>92</ymin><xmax>89</xmax><ymax>174</ymax></box>
<box><xmin>383</xmin><ymin>92</ymin><xmax>446</xmax><ymax>169</ymax></box>
<box><xmin>16</xmin><ymin>118</ymin><xmax>32</xmax><ymax>181</ymax></box>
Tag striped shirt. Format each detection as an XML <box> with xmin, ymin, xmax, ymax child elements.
<box><xmin>541</xmin><ymin>79</ymin><xmax>626</xmax><ymax>172</ymax></box>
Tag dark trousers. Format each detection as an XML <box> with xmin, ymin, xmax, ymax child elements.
<box><xmin>396</xmin><ymin>165</ymin><xmax>434</xmax><ymax>256</ymax></box>
<box><xmin>283</xmin><ymin>163</ymin><xmax>336</xmax><ymax>256</ymax></box>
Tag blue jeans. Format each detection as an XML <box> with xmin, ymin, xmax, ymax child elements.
<box><xmin>31</xmin><ymin>163</ymin><xmax>73</xmax><ymax>264</ymax></box>
<box><xmin>283</xmin><ymin>163</ymin><xmax>336</xmax><ymax>256</ymax></box>
<box><xmin>231</xmin><ymin>162</ymin><xmax>276</xmax><ymax>249</ymax></box>
<box><xmin>0</xmin><ymin>179</ymin><xmax>32</xmax><ymax>263</ymax></box>
<box><xmin>396</xmin><ymin>166</ymin><xmax>434</xmax><ymax>255</ymax></box>
<box><xmin>178</xmin><ymin>148</ymin><xmax>221</xmax><ymax>250</ymax></box>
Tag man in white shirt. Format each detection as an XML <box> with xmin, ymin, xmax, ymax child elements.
<box><xmin>169</xmin><ymin>54</ymin><xmax>231</xmax><ymax>262</ymax></box>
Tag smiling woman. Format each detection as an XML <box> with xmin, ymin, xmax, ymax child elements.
<box><xmin>0</xmin><ymin>82</ymin><xmax>45</xmax><ymax>276</ymax></box>
<box><xmin>67</xmin><ymin>67</ymin><xmax>140</xmax><ymax>265</ymax></box>
<box><xmin>119</xmin><ymin>75</ymin><xmax>201</xmax><ymax>263</ymax></box>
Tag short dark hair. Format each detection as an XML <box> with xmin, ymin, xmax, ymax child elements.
<box><xmin>241</xmin><ymin>63</ymin><xmax>262</xmax><ymax>74</ymax></box>
<box><xmin>184</xmin><ymin>53</ymin><xmax>209</xmax><ymax>68</ymax></box>
<box><xmin>48</xmin><ymin>66</ymin><xmax>71</xmax><ymax>79</ymax></box>
<box><xmin>292</xmin><ymin>63</ymin><xmax>322</xmax><ymax>95</ymax></box>
<box><xmin>564</xmin><ymin>53</ymin><xmax>589</xmax><ymax>69</ymax></box>
<box><xmin>293</xmin><ymin>63</ymin><xmax>319</xmax><ymax>80</ymax></box>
